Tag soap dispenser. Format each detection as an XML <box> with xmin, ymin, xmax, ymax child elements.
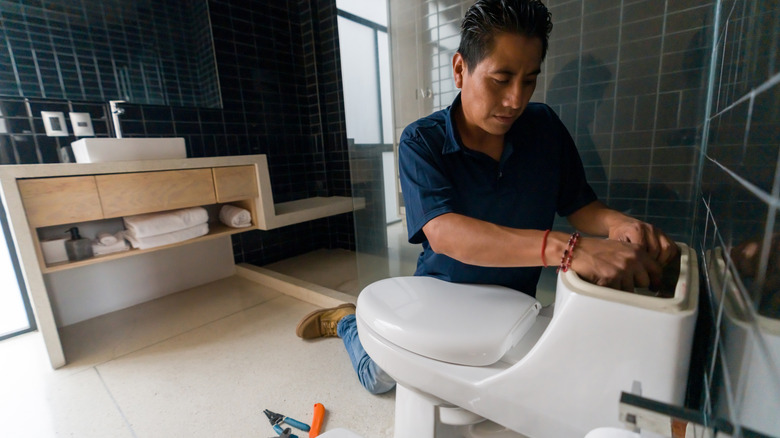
<box><xmin>65</xmin><ymin>227</ymin><xmax>93</xmax><ymax>261</ymax></box>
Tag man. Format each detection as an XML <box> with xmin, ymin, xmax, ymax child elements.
<box><xmin>296</xmin><ymin>0</ymin><xmax>678</xmax><ymax>395</ymax></box>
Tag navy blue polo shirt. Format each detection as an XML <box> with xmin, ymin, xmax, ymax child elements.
<box><xmin>398</xmin><ymin>94</ymin><xmax>597</xmax><ymax>296</ymax></box>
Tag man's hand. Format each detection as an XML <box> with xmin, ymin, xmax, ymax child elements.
<box><xmin>570</xmin><ymin>237</ymin><xmax>663</xmax><ymax>292</ymax></box>
<box><xmin>607</xmin><ymin>217</ymin><xmax>678</xmax><ymax>266</ymax></box>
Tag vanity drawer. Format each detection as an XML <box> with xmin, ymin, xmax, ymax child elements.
<box><xmin>212</xmin><ymin>166</ymin><xmax>259</xmax><ymax>203</ymax></box>
<box><xmin>96</xmin><ymin>169</ymin><xmax>216</xmax><ymax>217</ymax></box>
<box><xmin>18</xmin><ymin>176</ymin><xmax>104</xmax><ymax>227</ymax></box>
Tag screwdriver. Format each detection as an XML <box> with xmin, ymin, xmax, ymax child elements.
<box><xmin>309</xmin><ymin>403</ymin><xmax>325</xmax><ymax>437</ymax></box>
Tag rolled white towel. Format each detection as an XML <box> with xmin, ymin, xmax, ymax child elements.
<box><xmin>124</xmin><ymin>223</ymin><xmax>209</xmax><ymax>250</ymax></box>
<box><xmin>219</xmin><ymin>205</ymin><xmax>252</xmax><ymax>228</ymax></box>
<box><xmin>96</xmin><ymin>232</ymin><xmax>118</xmax><ymax>245</ymax></box>
<box><xmin>124</xmin><ymin>207</ymin><xmax>209</xmax><ymax>238</ymax></box>
<box><xmin>92</xmin><ymin>232</ymin><xmax>129</xmax><ymax>255</ymax></box>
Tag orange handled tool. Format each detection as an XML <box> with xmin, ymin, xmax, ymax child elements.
<box><xmin>309</xmin><ymin>403</ymin><xmax>325</xmax><ymax>437</ymax></box>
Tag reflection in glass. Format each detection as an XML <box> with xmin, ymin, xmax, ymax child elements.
<box><xmin>706</xmin><ymin>244</ymin><xmax>780</xmax><ymax>437</ymax></box>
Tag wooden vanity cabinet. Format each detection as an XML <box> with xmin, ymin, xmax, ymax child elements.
<box><xmin>213</xmin><ymin>166</ymin><xmax>259</xmax><ymax>202</ymax></box>
<box><xmin>18</xmin><ymin>176</ymin><xmax>104</xmax><ymax>227</ymax></box>
<box><xmin>1</xmin><ymin>154</ymin><xmax>361</xmax><ymax>369</ymax></box>
<box><xmin>97</xmin><ymin>168</ymin><xmax>217</xmax><ymax>217</ymax></box>
<box><xmin>18</xmin><ymin>165</ymin><xmax>259</xmax><ymax>273</ymax></box>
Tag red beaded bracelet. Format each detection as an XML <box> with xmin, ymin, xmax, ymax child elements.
<box><xmin>557</xmin><ymin>231</ymin><xmax>580</xmax><ymax>273</ymax></box>
<box><xmin>541</xmin><ymin>229</ymin><xmax>551</xmax><ymax>267</ymax></box>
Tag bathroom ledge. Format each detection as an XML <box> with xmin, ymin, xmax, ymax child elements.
<box><xmin>270</xmin><ymin>196</ymin><xmax>366</xmax><ymax>229</ymax></box>
<box><xmin>235</xmin><ymin>263</ymin><xmax>357</xmax><ymax>308</ymax></box>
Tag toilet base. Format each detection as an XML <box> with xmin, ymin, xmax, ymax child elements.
<box><xmin>395</xmin><ymin>384</ymin><xmax>530</xmax><ymax>438</ymax></box>
<box><xmin>462</xmin><ymin>421</ymin><xmax>530</xmax><ymax>438</ymax></box>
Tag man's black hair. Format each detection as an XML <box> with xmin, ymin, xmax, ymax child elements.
<box><xmin>458</xmin><ymin>0</ymin><xmax>553</xmax><ymax>71</ymax></box>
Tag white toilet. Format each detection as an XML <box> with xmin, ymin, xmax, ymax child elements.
<box><xmin>356</xmin><ymin>243</ymin><xmax>699</xmax><ymax>438</ymax></box>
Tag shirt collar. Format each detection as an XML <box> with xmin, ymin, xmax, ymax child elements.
<box><xmin>442</xmin><ymin>93</ymin><xmax>464</xmax><ymax>155</ymax></box>
<box><xmin>442</xmin><ymin>93</ymin><xmax>517</xmax><ymax>162</ymax></box>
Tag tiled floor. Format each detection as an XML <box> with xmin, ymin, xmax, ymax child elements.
<box><xmin>263</xmin><ymin>222</ymin><xmax>420</xmax><ymax>296</ymax></box>
<box><xmin>0</xmin><ymin>275</ymin><xmax>395</xmax><ymax>437</ymax></box>
<box><xmin>0</xmin><ymin>222</ymin><xmax>561</xmax><ymax>438</ymax></box>
<box><xmin>264</xmin><ymin>222</ymin><xmax>557</xmax><ymax>306</ymax></box>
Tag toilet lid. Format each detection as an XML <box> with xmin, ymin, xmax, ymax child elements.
<box><xmin>357</xmin><ymin>276</ymin><xmax>541</xmax><ymax>366</ymax></box>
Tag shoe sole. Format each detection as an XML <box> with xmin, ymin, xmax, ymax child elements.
<box><xmin>295</xmin><ymin>303</ymin><xmax>356</xmax><ymax>338</ymax></box>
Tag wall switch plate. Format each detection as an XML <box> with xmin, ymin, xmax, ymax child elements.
<box><xmin>41</xmin><ymin>111</ymin><xmax>68</xmax><ymax>137</ymax></box>
<box><xmin>69</xmin><ymin>112</ymin><xmax>95</xmax><ymax>136</ymax></box>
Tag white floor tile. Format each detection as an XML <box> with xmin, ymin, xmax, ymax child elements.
<box><xmin>0</xmin><ymin>275</ymin><xmax>394</xmax><ymax>437</ymax></box>
<box><xmin>0</xmin><ymin>333</ymin><xmax>133</xmax><ymax>437</ymax></box>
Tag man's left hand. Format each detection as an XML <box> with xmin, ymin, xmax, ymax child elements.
<box><xmin>608</xmin><ymin>218</ymin><xmax>679</xmax><ymax>266</ymax></box>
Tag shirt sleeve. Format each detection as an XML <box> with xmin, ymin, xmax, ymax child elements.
<box><xmin>398</xmin><ymin>126</ymin><xmax>456</xmax><ymax>244</ymax></box>
<box><xmin>552</xmin><ymin>109</ymin><xmax>599</xmax><ymax>216</ymax></box>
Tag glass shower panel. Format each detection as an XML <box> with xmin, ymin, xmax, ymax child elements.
<box><xmin>339</xmin><ymin>2</ymin><xmax>420</xmax><ymax>296</ymax></box>
<box><xmin>336</xmin><ymin>0</ymin><xmax>388</xmax><ymax>26</ymax></box>
<box><xmin>378</xmin><ymin>32</ymin><xmax>394</xmax><ymax>145</ymax></box>
<box><xmin>0</xmin><ymin>203</ymin><xmax>30</xmax><ymax>340</ymax></box>
<box><xmin>338</xmin><ymin>17</ymin><xmax>382</xmax><ymax>144</ymax></box>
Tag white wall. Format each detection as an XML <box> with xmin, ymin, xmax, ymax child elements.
<box><xmin>45</xmin><ymin>237</ymin><xmax>235</xmax><ymax>327</ymax></box>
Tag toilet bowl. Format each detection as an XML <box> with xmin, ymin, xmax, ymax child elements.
<box><xmin>356</xmin><ymin>243</ymin><xmax>698</xmax><ymax>438</ymax></box>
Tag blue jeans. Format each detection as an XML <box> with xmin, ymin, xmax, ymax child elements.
<box><xmin>337</xmin><ymin>314</ymin><xmax>396</xmax><ymax>394</ymax></box>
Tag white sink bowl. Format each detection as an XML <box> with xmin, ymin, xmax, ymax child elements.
<box><xmin>70</xmin><ymin>138</ymin><xmax>187</xmax><ymax>163</ymax></box>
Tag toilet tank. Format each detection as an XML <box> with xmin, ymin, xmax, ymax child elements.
<box><xmin>552</xmin><ymin>242</ymin><xmax>699</xmax><ymax>405</ymax></box>
<box><xmin>474</xmin><ymin>242</ymin><xmax>700</xmax><ymax>438</ymax></box>
<box><xmin>511</xmin><ymin>242</ymin><xmax>700</xmax><ymax>437</ymax></box>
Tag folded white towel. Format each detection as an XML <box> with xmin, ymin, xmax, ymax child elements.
<box><xmin>219</xmin><ymin>205</ymin><xmax>252</xmax><ymax>228</ymax></box>
<box><xmin>96</xmin><ymin>232</ymin><xmax>118</xmax><ymax>245</ymax></box>
<box><xmin>124</xmin><ymin>223</ymin><xmax>209</xmax><ymax>250</ymax></box>
<box><xmin>123</xmin><ymin>207</ymin><xmax>208</xmax><ymax>238</ymax></box>
<box><xmin>92</xmin><ymin>232</ymin><xmax>129</xmax><ymax>256</ymax></box>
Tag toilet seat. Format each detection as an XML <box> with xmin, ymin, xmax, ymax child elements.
<box><xmin>357</xmin><ymin>276</ymin><xmax>541</xmax><ymax>366</ymax></box>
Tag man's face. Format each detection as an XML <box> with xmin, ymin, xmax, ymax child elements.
<box><xmin>453</xmin><ymin>33</ymin><xmax>543</xmax><ymax>139</ymax></box>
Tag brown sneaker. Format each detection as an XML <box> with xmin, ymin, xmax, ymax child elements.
<box><xmin>295</xmin><ymin>303</ymin><xmax>356</xmax><ymax>339</ymax></box>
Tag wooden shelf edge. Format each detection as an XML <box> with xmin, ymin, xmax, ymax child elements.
<box><xmin>41</xmin><ymin>223</ymin><xmax>255</xmax><ymax>273</ymax></box>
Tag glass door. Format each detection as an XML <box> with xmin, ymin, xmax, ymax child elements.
<box><xmin>0</xmin><ymin>200</ymin><xmax>34</xmax><ymax>341</ymax></box>
<box><xmin>337</xmin><ymin>0</ymin><xmax>419</xmax><ymax>294</ymax></box>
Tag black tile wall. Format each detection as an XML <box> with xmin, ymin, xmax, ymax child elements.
<box><xmin>535</xmin><ymin>1</ymin><xmax>780</xmax><ymax>434</ymax></box>
<box><xmin>0</xmin><ymin>0</ymin><xmax>220</xmax><ymax>108</ymax></box>
<box><xmin>541</xmin><ymin>0</ymin><xmax>715</xmax><ymax>243</ymax></box>
<box><xmin>0</xmin><ymin>0</ymin><xmax>355</xmax><ymax>266</ymax></box>
<box><xmin>692</xmin><ymin>1</ymin><xmax>780</xmax><ymax>435</ymax></box>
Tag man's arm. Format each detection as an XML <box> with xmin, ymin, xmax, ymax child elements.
<box><xmin>423</xmin><ymin>208</ymin><xmax>669</xmax><ymax>292</ymax></box>
<box><xmin>422</xmin><ymin>213</ymin><xmax>557</xmax><ymax>267</ymax></box>
<box><xmin>567</xmin><ymin>200</ymin><xmax>678</xmax><ymax>265</ymax></box>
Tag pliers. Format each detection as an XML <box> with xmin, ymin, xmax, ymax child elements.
<box><xmin>264</xmin><ymin>409</ymin><xmax>310</xmax><ymax>438</ymax></box>
<box><xmin>267</xmin><ymin>427</ymin><xmax>294</xmax><ymax>438</ymax></box>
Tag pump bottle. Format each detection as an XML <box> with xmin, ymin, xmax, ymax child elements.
<box><xmin>65</xmin><ymin>227</ymin><xmax>93</xmax><ymax>261</ymax></box>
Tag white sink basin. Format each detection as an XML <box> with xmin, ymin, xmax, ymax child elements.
<box><xmin>70</xmin><ymin>138</ymin><xmax>187</xmax><ymax>163</ymax></box>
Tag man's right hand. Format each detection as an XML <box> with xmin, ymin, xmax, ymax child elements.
<box><xmin>569</xmin><ymin>237</ymin><xmax>663</xmax><ymax>292</ymax></box>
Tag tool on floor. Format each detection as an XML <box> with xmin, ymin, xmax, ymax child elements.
<box><xmin>309</xmin><ymin>403</ymin><xmax>325</xmax><ymax>437</ymax></box>
<box><xmin>264</xmin><ymin>408</ymin><xmax>311</xmax><ymax>437</ymax></box>
<box><xmin>266</xmin><ymin>425</ymin><xmax>296</xmax><ymax>438</ymax></box>
<box><xmin>267</xmin><ymin>426</ymin><xmax>294</xmax><ymax>438</ymax></box>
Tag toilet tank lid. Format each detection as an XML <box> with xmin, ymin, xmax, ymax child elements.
<box><xmin>356</xmin><ymin>276</ymin><xmax>541</xmax><ymax>366</ymax></box>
